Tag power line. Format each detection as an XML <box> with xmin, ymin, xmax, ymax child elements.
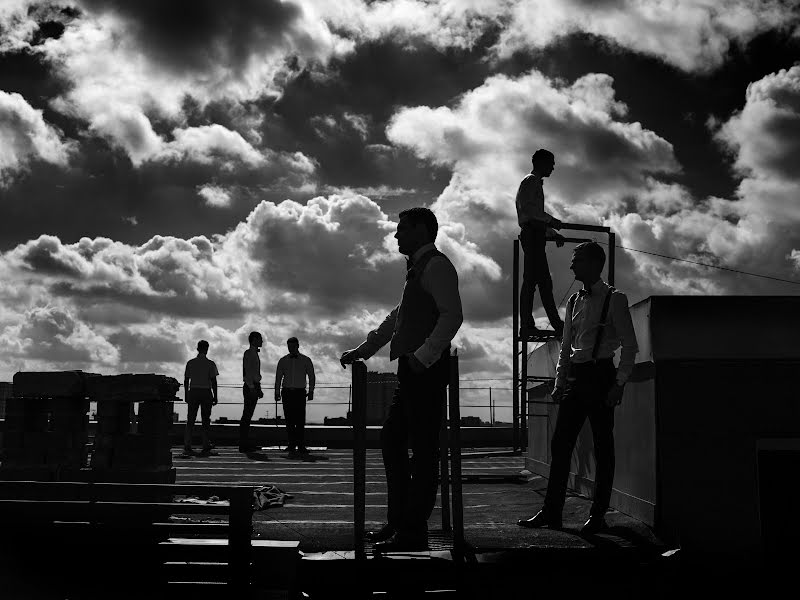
<box><xmin>597</xmin><ymin>241</ymin><xmax>800</xmax><ymax>286</ymax></box>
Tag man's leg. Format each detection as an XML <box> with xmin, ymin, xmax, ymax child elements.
<box><xmin>184</xmin><ymin>398</ymin><xmax>199</xmax><ymax>451</ymax></box>
<box><xmin>587</xmin><ymin>366</ymin><xmax>616</xmax><ymax>517</ymax></box>
<box><xmin>519</xmin><ymin>226</ymin><xmax>538</xmax><ymax>328</ymax></box>
<box><xmin>296</xmin><ymin>391</ymin><xmax>307</xmax><ymax>450</ymax></box>
<box><xmin>381</xmin><ymin>380</ymin><xmax>410</xmax><ymax>531</ymax></box>
<box><xmin>200</xmin><ymin>392</ymin><xmax>213</xmax><ymax>451</ymax></box>
<box><xmin>239</xmin><ymin>385</ymin><xmax>258</xmax><ymax>449</ymax></box>
<box><xmin>543</xmin><ymin>381</ymin><xmax>589</xmax><ymax>516</ymax></box>
<box><xmin>405</xmin><ymin>369</ymin><xmax>447</xmax><ymax>536</ymax></box>
<box><xmin>535</xmin><ymin>250</ymin><xmax>563</xmax><ymax>332</ymax></box>
<box><xmin>281</xmin><ymin>391</ymin><xmax>295</xmax><ymax>450</ymax></box>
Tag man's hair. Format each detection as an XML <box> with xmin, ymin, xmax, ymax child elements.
<box><xmin>197</xmin><ymin>340</ymin><xmax>209</xmax><ymax>353</ymax></box>
<box><xmin>573</xmin><ymin>241</ymin><xmax>606</xmax><ymax>267</ymax></box>
<box><xmin>287</xmin><ymin>336</ymin><xmax>299</xmax><ymax>345</ymax></box>
<box><xmin>531</xmin><ymin>148</ymin><xmax>555</xmax><ymax>166</ymax></box>
<box><xmin>248</xmin><ymin>331</ymin><xmax>262</xmax><ymax>345</ymax></box>
<box><xmin>399</xmin><ymin>207</ymin><xmax>438</xmax><ymax>241</ymax></box>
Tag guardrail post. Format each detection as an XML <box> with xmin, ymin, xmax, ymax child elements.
<box><xmin>512</xmin><ymin>239</ymin><xmax>520</xmax><ymax>452</ymax></box>
<box><xmin>439</xmin><ymin>399</ymin><xmax>452</xmax><ymax>533</ymax></box>
<box><xmin>448</xmin><ymin>350</ymin><xmax>465</xmax><ymax>554</ymax></box>
<box><xmin>352</xmin><ymin>361</ymin><xmax>367</xmax><ymax>560</ymax></box>
<box><xmin>229</xmin><ymin>485</ymin><xmax>252</xmax><ymax>588</ymax></box>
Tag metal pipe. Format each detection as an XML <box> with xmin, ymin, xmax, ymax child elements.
<box><xmin>512</xmin><ymin>239</ymin><xmax>520</xmax><ymax>452</ymax></box>
<box><xmin>448</xmin><ymin>350</ymin><xmax>465</xmax><ymax>553</ymax></box>
<box><xmin>351</xmin><ymin>361</ymin><xmax>367</xmax><ymax>560</ymax></box>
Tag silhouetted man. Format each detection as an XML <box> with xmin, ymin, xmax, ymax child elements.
<box><xmin>275</xmin><ymin>336</ymin><xmax>316</xmax><ymax>456</ymax></box>
<box><xmin>183</xmin><ymin>340</ymin><xmax>218</xmax><ymax>457</ymax></box>
<box><xmin>517</xmin><ymin>149</ymin><xmax>565</xmax><ymax>338</ymax></box>
<box><xmin>341</xmin><ymin>207</ymin><xmax>463</xmax><ymax>552</ymax></box>
<box><xmin>240</xmin><ymin>331</ymin><xmax>264</xmax><ymax>453</ymax></box>
<box><xmin>518</xmin><ymin>242</ymin><xmax>637</xmax><ymax>534</ymax></box>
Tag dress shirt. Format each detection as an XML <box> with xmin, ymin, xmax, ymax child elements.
<box><xmin>275</xmin><ymin>353</ymin><xmax>316</xmax><ymax>392</ymax></box>
<box><xmin>184</xmin><ymin>355</ymin><xmax>219</xmax><ymax>389</ymax></box>
<box><xmin>555</xmin><ymin>279</ymin><xmax>638</xmax><ymax>388</ymax></box>
<box><xmin>516</xmin><ymin>173</ymin><xmax>555</xmax><ymax>228</ymax></box>
<box><xmin>242</xmin><ymin>346</ymin><xmax>262</xmax><ymax>389</ymax></box>
<box><xmin>356</xmin><ymin>242</ymin><xmax>463</xmax><ymax>368</ymax></box>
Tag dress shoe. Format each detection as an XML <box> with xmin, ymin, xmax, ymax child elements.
<box><xmin>517</xmin><ymin>509</ymin><xmax>562</xmax><ymax>530</ymax></box>
<box><xmin>372</xmin><ymin>532</ymin><xmax>428</xmax><ymax>553</ymax></box>
<box><xmin>580</xmin><ymin>515</ymin><xmax>608</xmax><ymax>535</ymax></box>
<box><xmin>365</xmin><ymin>523</ymin><xmax>395</xmax><ymax>543</ymax></box>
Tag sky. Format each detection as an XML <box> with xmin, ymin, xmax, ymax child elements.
<box><xmin>1</xmin><ymin>1</ymin><xmax>800</xmax><ymax>422</ymax></box>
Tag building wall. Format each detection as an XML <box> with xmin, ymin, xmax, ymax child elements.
<box><xmin>525</xmin><ymin>295</ymin><xmax>800</xmax><ymax>556</ymax></box>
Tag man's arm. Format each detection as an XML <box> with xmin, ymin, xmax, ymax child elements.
<box><xmin>243</xmin><ymin>350</ymin><xmax>258</xmax><ymax>387</ymax></box>
<box><xmin>274</xmin><ymin>358</ymin><xmax>284</xmax><ymax>401</ymax></box>
<box><xmin>306</xmin><ymin>357</ymin><xmax>315</xmax><ymax>400</ymax></box>
<box><xmin>612</xmin><ymin>293</ymin><xmax>638</xmax><ymax>386</ymax></box>
<box><xmin>341</xmin><ymin>305</ymin><xmax>399</xmax><ymax>367</ymax></box>
<box><xmin>554</xmin><ymin>297</ymin><xmax>575</xmax><ymax>390</ymax></box>
<box><xmin>183</xmin><ymin>361</ymin><xmax>190</xmax><ymax>400</ymax></box>
<box><xmin>413</xmin><ymin>257</ymin><xmax>463</xmax><ymax>368</ymax></box>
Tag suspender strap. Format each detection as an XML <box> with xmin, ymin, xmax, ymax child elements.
<box><xmin>591</xmin><ymin>287</ymin><xmax>615</xmax><ymax>361</ymax></box>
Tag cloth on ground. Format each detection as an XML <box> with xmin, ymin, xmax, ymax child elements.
<box><xmin>253</xmin><ymin>485</ymin><xmax>292</xmax><ymax>510</ymax></box>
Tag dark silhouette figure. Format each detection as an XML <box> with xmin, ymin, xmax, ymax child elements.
<box><xmin>275</xmin><ymin>336</ymin><xmax>316</xmax><ymax>456</ymax></box>
<box><xmin>183</xmin><ymin>340</ymin><xmax>219</xmax><ymax>457</ymax></box>
<box><xmin>240</xmin><ymin>330</ymin><xmax>263</xmax><ymax>453</ymax></box>
<box><xmin>518</xmin><ymin>242</ymin><xmax>638</xmax><ymax>534</ymax></box>
<box><xmin>517</xmin><ymin>148</ymin><xmax>565</xmax><ymax>338</ymax></box>
<box><xmin>341</xmin><ymin>206</ymin><xmax>463</xmax><ymax>552</ymax></box>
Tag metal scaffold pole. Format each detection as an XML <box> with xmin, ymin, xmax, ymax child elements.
<box><xmin>351</xmin><ymin>361</ymin><xmax>367</xmax><ymax>560</ymax></box>
<box><xmin>448</xmin><ymin>349</ymin><xmax>465</xmax><ymax>555</ymax></box>
<box><xmin>512</xmin><ymin>239</ymin><xmax>520</xmax><ymax>452</ymax></box>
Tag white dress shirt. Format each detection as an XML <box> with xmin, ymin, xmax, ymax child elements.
<box><xmin>555</xmin><ymin>279</ymin><xmax>638</xmax><ymax>388</ymax></box>
<box><xmin>275</xmin><ymin>353</ymin><xmax>316</xmax><ymax>392</ymax></box>
<box><xmin>356</xmin><ymin>242</ymin><xmax>463</xmax><ymax>368</ymax></box>
<box><xmin>516</xmin><ymin>173</ymin><xmax>555</xmax><ymax>227</ymax></box>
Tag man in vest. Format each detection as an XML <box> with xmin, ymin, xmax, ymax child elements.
<box><xmin>275</xmin><ymin>336</ymin><xmax>316</xmax><ymax>456</ymax></box>
<box><xmin>518</xmin><ymin>242</ymin><xmax>638</xmax><ymax>534</ymax></box>
<box><xmin>183</xmin><ymin>340</ymin><xmax>219</xmax><ymax>457</ymax></box>
<box><xmin>341</xmin><ymin>206</ymin><xmax>463</xmax><ymax>552</ymax></box>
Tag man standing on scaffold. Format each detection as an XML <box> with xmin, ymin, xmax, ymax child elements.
<box><xmin>517</xmin><ymin>148</ymin><xmax>565</xmax><ymax>339</ymax></box>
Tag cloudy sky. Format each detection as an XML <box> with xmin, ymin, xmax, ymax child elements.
<box><xmin>1</xmin><ymin>1</ymin><xmax>800</xmax><ymax>420</ymax></box>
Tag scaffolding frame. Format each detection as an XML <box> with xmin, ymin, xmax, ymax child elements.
<box><xmin>512</xmin><ymin>223</ymin><xmax>616</xmax><ymax>451</ymax></box>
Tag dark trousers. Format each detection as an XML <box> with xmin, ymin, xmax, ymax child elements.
<box><xmin>281</xmin><ymin>388</ymin><xmax>307</xmax><ymax>450</ymax></box>
<box><xmin>240</xmin><ymin>385</ymin><xmax>259</xmax><ymax>447</ymax></box>
<box><xmin>520</xmin><ymin>222</ymin><xmax>562</xmax><ymax>329</ymax></box>
<box><xmin>185</xmin><ymin>389</ymin><xmax>213</xmax><ymax>450</ymax></box>
<box><xmin>382</xmin><ymin>352</ymin><xmax>449</xmax><ymax>536</ymax></box>
<box><xmin>544</xmin><ymin>359</ymin><xmax>616</xmax><ymax>517</ymax></box>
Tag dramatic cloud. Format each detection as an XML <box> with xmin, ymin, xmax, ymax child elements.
<box><xmin>0</xmin><ymin>90</ymin><xmax>74</xmax><ymax>186</ymax></box>
<box><xmin>314</xmin><ymin>0</ymin><xmax>800</xmax><ymax>73</ymax></box>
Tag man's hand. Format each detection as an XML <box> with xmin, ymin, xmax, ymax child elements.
<box><xmin>307</xmin><ymin>391</ymin><xmax>314</xmax><ymax>401</ymax></box>
<box><xmin>606</xmin><ymin>383</ymin><xmax>625</xmax><ymax>407</ymax></box>
<box><xmin>275</xmin><ymin>393</ymin><xmax>281</xmax><ymax>403</ymax></box>
<box><xmin>212</xmin><ymin>398</ymin><xmax>218</xmax><ymax>406</ymax></box>
<box><xmin>340</xmin><ymin>349</ymin><xmax>361</xmax><ymax>369</ymax></box>
<box><xmin>551</xmin><ymin>386</ymin><xmax>564</xmax><ymax>404</ymax></box>
<box><xmin>406</xmin><ymin>353</ymin><xmax>426</xmax><ymax>374</ymax></box>
<box><xmin>549</xmin><ymin>217</ymin><xmax>563</xmax><ymax>230</ymax></box>
<box><xmin>255</xmin><ymin>383</ymin><xmax>264</xmax><ymax>399</ymax></box>
<box><xmin>554</xmin><ymin>233</ymin><xmax>566</xmax><ymax>248</ymax></box>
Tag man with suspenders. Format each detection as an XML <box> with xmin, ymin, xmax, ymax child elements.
<box><xmin>518</xmin><ymin>241</ymin><xmax>638</xmax><ymax>534</ymax></box>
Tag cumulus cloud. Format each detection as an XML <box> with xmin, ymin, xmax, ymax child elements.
<box><xmin>198</xmin><ymin>185</ymin><xmax>233</xmax><ymax>208</ymax></box>
<box><xmin>0</xmin><ymin>90</ymin><xmax>74</xmax><ymax>186</ymax></box>
<box><xmin>313</xmin><ymin>0</ymin><xmax>800</xmax><ymax>73</ymax></box>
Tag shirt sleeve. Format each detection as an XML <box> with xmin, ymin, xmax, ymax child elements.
<box><xmin>611</xmin><ymin>293</ymin><xmax>638</xmax><ymax>385</ymax></box>
<box><xmin>243</xmin><ymin>350</ymin><xmax>261</xmax><ymax>387</ymax></box>
<box><xmin>555</xmin><ymin>296</ymin><xmax>575</xmax><ymax>389</ymax></box>
<box><xmin>274</xmin><ymin>358</ymin><xmax>285</xmax><ymax>393</ymax></box>
<box><xmin>306</xmin><ymin>357</ymin><xmax>315</xmax><ymax>392</ymax></box>
<box><xmin>516</xmin><ymin>177</ymin><xmax>553</xmax><ymax>226</ymax></box>
<box><xmin>413</xmin><ymin>257</ymin><xmax>463</xmax><ymax>367</ymax></box>
<box><xmin>355</xmin><ymin>304</ymin><xmax>399</xmax><ymax>359</ymax></box>
<box><xmin>211</xmin><ymin>361</ymin><xmax>218</xmax><ymax>379</ymax></box>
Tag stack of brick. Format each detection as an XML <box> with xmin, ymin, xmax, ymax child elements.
<box><xmin>88</xmin><ymin>374</ymin><xmax>178</xmax><ymax>483</ymax></box>
<box><xmin>0</xmin><ymin>371</ymin><xmax>92</xmax><ymax>481</ymax></box>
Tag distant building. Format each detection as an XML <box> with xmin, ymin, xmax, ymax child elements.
<box><xmin>0</xmin><ymin>382</ymin><xmax>12</xmax><ymax>420</ymax></box>
<box><xmin>257</xmin><ymin>416</ymin><xmax>283</xmax><ymax>425</ymax></box>
<box><xmin>460</xmin><ymin>416</ymin><xmax>485</xmax><ymax>427</ymax></box>
<box><xmin>366</xmin><ymin>372</ymin><xmax>398</xmax><ymax>426</ymax></box>
<box><xmin>324</xmin><ymin>416</ymin><xmax>351</xmax><ymax>426</ymax></box>
<box><xmin>216</xmin><ymin>416</ymin><xmax>230</xmax><ymax>423</ymax></box>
